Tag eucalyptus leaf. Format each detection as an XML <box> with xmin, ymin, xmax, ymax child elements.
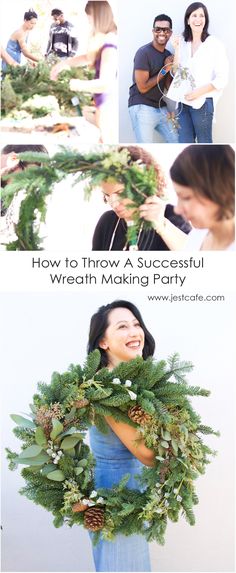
<box><xmin>50</xmin><ymin>419</ymin><xmax>64</xmax><ymax>440</ymax></box>
<box><xmin>10</xmin><ymin>414</ymin><xmax>35</xmax><ymax>429</ymax></box>
<box><xmin>160</xmin><ymin>440</ymin><xmax>169</xmax><ymax>449</ymax></box>
<box><xmin>41</xmin><ymin>464</ymin><xmax>57</xmax><ymax>476</ymax></box>
<box><xmin>17</xmin><ymin>451</ymin><xmax>50</xmax><ymax>466</ymax></box>
<box><xmin>60</xmin><ymin>427</ymin><xmax>82</xmax><ymax>438</ymax></box>
<box><xmin>77</xmin><ymin>459</ymin><xmax>88</xmax><ymax>468</ymax></box>
<box><xmin>61</xmin><ymin>435</ymin><xmax>82</xmax><ymax>450</ymax></box>
<box><xmin>75</xmin><ymin>467</ymin><xmax>84</xmax><ymax>475</ymax></box>
<box><xmin>46</xmin><ymin>470</ymin><xmax>65</xmax><ymax>481</ymax></box>
<box><xmin>35</xmin><ymin>427</ymin><xmax>47</xmax><ymax>447</ymax></box>
<box><xmin>18</xmin><ymin>444</ymin><xmax>43</xmax><ymax>458</ymax></box>
<box><xmin>171</xmin><ymin>439</ymin><xmax>179</xmax><ymax>455</ymax></box>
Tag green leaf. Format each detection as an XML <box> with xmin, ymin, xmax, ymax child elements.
<box><xmin>50</xmin><ymin>419</ymin><xmax>64</xmax><ymax>440</ymax></box>
<box><xmin>60</xmin><ymin>428</ymin><xmax>83</xmax><ymax>438</ymax></box>
<box><xmin>10</xmin><ymin>414</ymin><xmax>35</xmax><ymax>429</ymax></box>
<box><xmin>171</xmin><ymin>439</ymin><xmax>179</xmax><ymax>455</ymax></box>
<box><xmin>77</xmin><ymin>459</ymin><xmax>88</xmax><ymax>468</ymax></box>
<box><xmin>160</xmin><ymin>440</ymin><xmax>169</xmax><ymax>449</ymax></box>
<box><xmin>46</xmin><ymin>470</ymin><xmax>65</xmax><ymax>481</ymax></box>
<box><xmin>41</xmin><ymin>464</ymin><xmax>56</xmax><ymax>476</ymax></box>
<box><xmin>60</xmin><ymin>435</ymin><xmax>82</xmax><ymax>450</ymax></box>
<box><xmin>75</xmin><ymin>467</ymin><xmax>84</xmax><ymax>475</ymax></box>
<box><xmin>35</xmin><ymin>427</ymin><xmax>47</xmax><ymax>446</ymax></box>
<box><xmin>17</xmin><ymin>451</ymin><xmax>50</xmax><ymax>465</ymax></box>
<box><xmin>161</xmin><ymin>429</ymin><xmax>171</xmax><ymax>441</ymax></box>
<box><xmin>18</xmin><ymin>444</ymin><xmax>43</xmax><ymax>458</ymax></box>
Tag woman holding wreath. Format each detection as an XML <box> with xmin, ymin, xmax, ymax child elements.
<box><xmin>85</xmin><ymin>299</ymin><xmax>155</xmax><ymax>571</ymax></box>
<box><xmin>92</xmin><ymin>146</ymin><xmax>191</xmax><ymax>251</ymax></box>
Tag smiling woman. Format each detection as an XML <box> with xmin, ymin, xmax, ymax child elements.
<box><xmin>167</xmin><ymin>2</ymin><xmax>229</xmax><ymax>143</ymax></box>
<box><xmin>87</xmin><ymin>299</ymin><xmax>155</xmax><ymax>571</ymax></box>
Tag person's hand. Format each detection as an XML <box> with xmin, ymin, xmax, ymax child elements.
<box><xmin>139</xmin><ymin>196</ymin><xmax>166</xmax><ymax>232</ymax></box>
<box><xmin>0</xmin><ymin>152</ymin><xmax>19</xmax><ymax>176</ymax></box>
<box><xmin>50</xmin><ymin>61</ymin><xmax>70</xmax><ymax>81</ymax></box>
<box><xmin>185</xmin><ymin>87</ymin><xmax>204</xmax><ymax>101</ymax></box>
<box><xmin>171</xmin><ymin>35</ymin><xmax>181</xmax><ymax>50</ymax></box>
<box><xmin>163</xmin><ymin>55</ymin><xmax>174</xmax><ymax>73</ymax></box>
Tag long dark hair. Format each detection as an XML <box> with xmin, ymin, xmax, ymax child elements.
<box><xmin>87</xmin><ymin>300</ymin><xmax>155</xmax><ymax>368</ymax></box>
<box><xmin>170</xmin><ymin>145</ymin><xmax>235</xmax><ymax>220</ymax></box>
<box><xmin>183</xmin><ymin>2</ymin><xmax>209</xmax><ymax>42</ymax></box>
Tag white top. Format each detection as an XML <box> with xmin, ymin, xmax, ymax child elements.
<box><xmin>185</xmin><ymin>228</ymin><xmax>235</xmax><ymax>251</ymax></box>
<box><xmin>167</xmin><ymin>35</ymin><xmax>229</xmax><ymax>110</ymax></box>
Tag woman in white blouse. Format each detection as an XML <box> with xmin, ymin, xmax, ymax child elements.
<box><xmin>167</xmin><ymin>2</ymin><xmax>229</xmax><ymax>143</ymax></box>
<box><xmin>170</xmin><ymin>145</ymin><xmax>235</xmax><ymax>251</ymax></box>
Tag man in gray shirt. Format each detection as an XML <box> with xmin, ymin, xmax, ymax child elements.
<box><xmin>46</xmin><ymin>9</ymin><xmax>78</xmax><ymax>59</ymax></box>
<box><xmin>128</xmin><ymin>14</ymin><xmax>178</xmax><ymax>143</ymax></box>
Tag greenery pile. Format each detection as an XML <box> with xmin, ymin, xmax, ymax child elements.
<box><xmin>1</xmin><ymin>61</ymin><xmax>94</xmax><ymax>117</ymax></box>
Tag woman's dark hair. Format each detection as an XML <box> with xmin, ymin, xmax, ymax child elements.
<box><xmin>87</xmin><ymin>300</ymin><xmax>155</xmax><ymax>368</ymax></box>
<box><xmin>170</xmin><ymin>145</ymin><xmax>235</xmax><ymax>220</ymax></box>
<box><xmin>2</xmin><ymin>144</ymin><xmax>47</xmax><ymax>154</ymax></box>
<box><xmin>24</xmin><ymin>10</ymin><xmax>38</xmax><ymax>21</ymax></box>
<box><xmin>1</xmin><ymin>144</ymin><xmax>48</xmax><ymax>200</ymax></box>
<box><xmin>183</xmin><ymin>2</ymin><xmax>209</xmax><ymax>42</ymax></box>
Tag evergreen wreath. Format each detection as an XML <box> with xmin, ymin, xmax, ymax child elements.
<box><xmin>2</xmin><ymin>147</ymin><xmax>165</xmax><ymax>251</ymax></box>
<box><xmin>6</xmin><ymin>350</ymin><xmax>218</xmax><ymax>545</ymax></box>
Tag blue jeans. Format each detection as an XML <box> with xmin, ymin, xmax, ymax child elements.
<box><xmin>129</xmin><ymin>104</ymin><xmax>178</xmax><ymax>143</ymax></box>
<box><xmin>178</xmin><ymin>98</ymin><xmax>214</xmax><ymax>143</ymax></box>
<box><xmin>89</xmin><ymin>426</ymin><xmax>151</xmax><ymax>572</ymax></box>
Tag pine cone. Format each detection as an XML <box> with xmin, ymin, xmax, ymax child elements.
<box><xmin>72</xmin><ymin>501</ymin><xmax>89</xmax><ymax>513</ymax></box>
<box><xmin>128</xmin><ymin>405</ymin><xmax>152</xmax><ymax>426</ymax></box>
<box><xmin>74</xmin><ymin>398</ymin><xmax>90</xmax><ymax>409</ymax></box>
<box><xmin>84</xmin><ymin>507</ymin><xmax>105</xmax><ymax>531</ymax></box>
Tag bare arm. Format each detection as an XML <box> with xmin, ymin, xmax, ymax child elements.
<box><xmin>135</xmin><ymin>56</ymin><xmax>174</xmax><ymax>94</ymax></box>
<box><xmin>69</xmin><ymin>46</ymin><xmax>117</xmax><ymax>94</ymax></box>
<box><xmin>50</xmin><ymin>53</ymin><xmax>90</xmax><ymax>80</ymax></box>
<box><xmin>16</xmin><ymin>32</ymin><xmax>41</xmax><ymax>62</ymax></box>
<box><xmin>105</xmin><ymin>416</ymin><xmax>155</xmax><ymax>467</ymax></box>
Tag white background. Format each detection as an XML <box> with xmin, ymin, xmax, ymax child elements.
<box><xmin>1</xmin><ymin>290</ymin><xmax>235</xmax><ymax>572</ymax></box>
<box><xmin>118</xmin><ymin>0</ymin><xmax>235</xmax><ymax>143</ymax></box>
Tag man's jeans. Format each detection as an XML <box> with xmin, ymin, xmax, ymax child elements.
<box><xmin>178</xmin><ymin>98</ymin><xmax>214</xmax><ymax>143</ymax></box>
<box><xmin>128</xmin><ymin>104</ymin><xmax>178</xmax><ymax>143</ymax></box>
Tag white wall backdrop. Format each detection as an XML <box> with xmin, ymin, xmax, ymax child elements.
<box><xmin>1</xmin><ymin>291</ymin><xmax>235</xmax><ymax>572</ymax></box>
<box><xmin>118</xmin><ymin>0</ymin><xmax>235</xmax><ymax>143</ymax></box>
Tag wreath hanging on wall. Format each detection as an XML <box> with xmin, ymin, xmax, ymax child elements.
<box><xmin>1</xmin><ymin>146</ymin><xmax>166</xmax><ymax>251</ymax></box>
<box><xmin>6</xmin><ymin>350</ymin><xmax>218</xmax><ymax>545</ymax></box>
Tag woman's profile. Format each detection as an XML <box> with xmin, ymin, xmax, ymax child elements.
<box><xmin>170</xmin><ymin>144</ymin><xmax>235</xmax><ymax>250</ymax></box>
